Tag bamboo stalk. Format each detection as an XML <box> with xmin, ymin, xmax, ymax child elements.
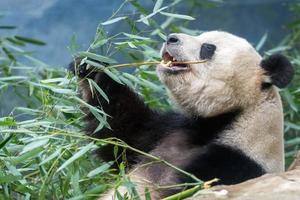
<box><xmin>107</xmin><ymin>59</ymin><xmax>208</xmax><ymax>69</ymax></box>
<box><xmin>161</xmin><ymin>185</ymin><xmax>201</xmax><ymax>200</ymax></box>
<box><xmin>161</xmin><ymin>178</ymin><xmax>219</xmax><ymax>200</ymax></box>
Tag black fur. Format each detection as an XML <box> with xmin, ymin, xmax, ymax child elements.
<box><xmin>200</xmin><ymin>43</ymin><xmax>216</xmax><ymax>60</ymax></box>
<box><xmin>70</xmin><ymin>59</ymin><xmax>266</xmax><ymax>196</ymax></box>
<box><xmin>182</xmin><ymin>143</ymin><xmax>265</xmax><ymax>185</ymax></box>
<box><xmin>260</xmin><ymin>54</ymin><xmax>294</xmax><ymax>88</ymax></box>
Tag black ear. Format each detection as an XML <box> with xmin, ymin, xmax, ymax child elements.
<box><xmin>260</xmin><ymin>54</ymin><xmax>294</xmax><ymax>88</ymax></box>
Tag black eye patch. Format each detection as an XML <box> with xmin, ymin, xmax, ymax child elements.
<box><xmin>200</xmin><ymin>43</ymin><xmax>216</xmax><ymax>59</ymax></box>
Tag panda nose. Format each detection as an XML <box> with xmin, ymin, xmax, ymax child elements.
<box><xmin>167</xmin><ymin>34</ymin><xmax>180</xmax><ymax>44</ymax></box>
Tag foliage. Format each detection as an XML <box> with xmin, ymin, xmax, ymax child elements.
<box><xmin>0</xmin><ymin>0</ymin><xmax>299</xmax><ymax>199</ymax></box>
<box><xmin>281</xmin><ymin>2</ymin><xmax>300</xmax><ymax>167</ymax></box>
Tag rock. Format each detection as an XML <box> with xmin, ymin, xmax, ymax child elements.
<box><xmin>188</xmin><ymin>168</ymin><xmax>300</xmax><ymax>200</ymax></box>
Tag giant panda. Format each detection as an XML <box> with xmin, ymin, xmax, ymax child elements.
<box><xmin>70</xmin><ymin>31</ymin><xmax>294</xmax><ymax>199</ymax></box>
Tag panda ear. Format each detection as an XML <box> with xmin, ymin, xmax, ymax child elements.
<box><xmin>260</xmin><ymin>54</ymin><xmax>294</xmax><ymax>88</ymax></box>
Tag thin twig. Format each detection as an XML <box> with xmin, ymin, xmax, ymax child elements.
<box><xmin>107</xmin><ymin>60</ymin><xmax>208</xmax><ymax>69</ymax></box>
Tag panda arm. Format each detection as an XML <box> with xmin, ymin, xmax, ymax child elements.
<box><xmin>70</xmin><ymin>60</ymin><xmax>167</xmax><ymax>161</ymax></box>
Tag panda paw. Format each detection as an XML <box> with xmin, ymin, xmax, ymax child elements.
<box><xmin>68</xmin><ymin>58</ymin><xmax>110</xmax><ymax>78</ymax></box>
<box><xmin>68</xmin><ymin>58</ymin><xmax>95</xmax><ymax>78</ymax></box>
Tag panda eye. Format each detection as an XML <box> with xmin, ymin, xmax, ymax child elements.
<box><xmin>200</xmin><ymin>43</ymin><xmax>216</xmax><ymax>59</ymax></box>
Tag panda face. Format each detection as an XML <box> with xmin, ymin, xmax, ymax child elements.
<box><xmin>157</xmin><ymin>31</ymin><xmax>266</xmax><ymax>117</ymax></box>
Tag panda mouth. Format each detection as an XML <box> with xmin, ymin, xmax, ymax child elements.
<box><xmin>160</xmin><ymin>52</ymin><xmax>190</xmax><ymax>73</ymax></box>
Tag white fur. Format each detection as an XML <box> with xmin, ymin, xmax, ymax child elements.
<box><xmin>157</xmin><ymin>31</ymin><xmax>285</xmax><ymax>172</ymax></box>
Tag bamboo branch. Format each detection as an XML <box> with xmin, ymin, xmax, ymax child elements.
<box><xmin>82</xmin><ymin>59</ymin><xmax>208</xmax><ymax>72</ymax></box>
<box><xmin>107</xmin><ymin>60</ymin><xmax>208</xmax><ymax>69</ymax></box>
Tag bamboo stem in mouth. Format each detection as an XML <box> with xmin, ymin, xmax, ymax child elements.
<box><xmin>106</xmin><ymin>59</ymin><xmax>208</xmax><ymax>69</ymax></box>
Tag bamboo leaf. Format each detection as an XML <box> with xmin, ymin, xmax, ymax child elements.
<box><xmin>101</xmin><ymin>16</ymin><xmax>127</xmax><ymax>25</ymax></box>
<box><xmin>15</xmin><ymin>36</ymin><xmax>46</xmax><ymax>46</ymax></box>
<box><xmin>123</xmin><ymin>33</ymin><xmax>151</xmax><ymax>40</ymax></box>
<box><xmin>2</xmin><ymin>47</ymin><xmax>16</xmax><ymax>61</ymax></box>
<box><xmin>88</xmin><ymin>79</ymin><xmax>109</xmax><ymax>102</ymax></box>
<box><xmin>104</xmin><ymin>68</ymin><xmax>123</xmax><ymax>84</ymax></box>
<box><xmin>7</xmin><ymin>147</ymin><xmax>44</xmax><ymax>165</ymax></box>
<box><xmin>87</xmin><ymin>161</ymin><xmax>113</xmax><ymax>177</ymax></box>
<box><xmin>0</xmin><ymin>25</ymin><xmax>16</xmax><ymax>29</ymax></box>
<box><xmin>0</xmin><ymin>175</ymin><xmax>22</xmax><ymax>184</ymax></box>
<box><xmin>72</xmin><ymin>96</ymin><xmax>107</xmax><ymax>115</ymax></box>
<box><xmin>137</xmin><ymin>6</ymin><xmax>168</xmax><ymax>22</ymax></box>
<box><xmin>21</xmin><ymin>139</ymin><xmax>49</xmax><ymax>154</ymax></box>
<box><xmin>0</xmin><ymin>117</ymin><xmax>16</xmax><ymax>126</ymax></box>
<box><xmin>0</xmin><ymin>134</ymin><xmax>14</xmax><ymax>150</ymax></box>
<box><xmin>153</xmin><ymin>0</ymin><xmax>164</xmax><ymax>12</ymax></box>
<box><xmin>91</xmin><ymin>38</ymin><xmax>108</xmax><ymax>49</ymax></box>
<box><xmin>283</xmin><ymin>89</ymin><xmax>298</xmax><ymax>112</ymax></box>
<box><xmin>39</xmin><ymin>149</ymin><xmax>62</xmax><ymax>166</ymax></box>
<box><xmin>256</xmin><ymin>32</ymin><xmax>268</xmax><ymax>51</ymax></box>
<box><xmin>56</xmin><ymin>142</ymin><xmax>94</xmax><ymax>172</ymax></box>
<box><xmin>160</xmin><ymin>12</ymin><xmax>195</xmax><ymax>20</ymax></box>
<box><xmin>0</xmin><ymin>76</ymin><xmax>27</xmax><ymax>81</ymax></box>
<box><xmin>79</xmin><ymin>51</ymin><xmax>117</xmax><ymax>64</ymax></box>
<box><xmin>84</xmin><ymin>59</ymin><xmax>106</xmax><ymax>70</ymax></box>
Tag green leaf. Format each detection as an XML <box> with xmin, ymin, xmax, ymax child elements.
<box><xmin>0</xmin><ymin>134</ymin><xmax>14</xmax><ymax>150</ymax></box>
<box><xmin>88</xmin><ymin>79</ymin><xmax>109</xmax><ymax>102</ymax></box>
<box><xmin>119</xmin><ymin>76</ymin><xmax>135</xmax><ymax>89</ymax></box>
<box><xmin>123</xmin><ymin>73</ymin><xmax>140</xmax><ymax>83</ymax></box>
<box><xmin>0</xmin><ymin>117</ymin><xmax>16</xmax><ymax>126</ymax></box>
<box><xmin>285</xmin><ymin>135</ymin><xmax>300</xmax><ymax>147</ymax></box>
<box><xmin>101</xmin><ymin>16</ymin><xmax>127</xmax><ymax>25</ymax></box>
<box><xmin>104</xmin><ymin>68</ymin><xmax>123</xmax><ymax>84</ymax></box>
<box><xmin>6</xmin><ymin>37</ymin><xmax>26</xmax><ymax>46</ymax></box>
<box><xmin>91</xmin><ymin>38</ymin><xmax>108</xmax><ymax>49</ymax></box>
<box><xmin>137</xmin><ymin>6</ymin><xmax>168</xmax><ymax>22</ymax></box>
<box><xmin>21</xmin><ymin>139</ymin><xmax>49</xmax><ymax>154</ymax></box>
<box><xmin>256</xmin><ymin>32</ymin><xmax>268</xmax><ymax>51</ymax></box>
<box><xmin>0</xmin><ymin>76</ymin><xmax>27</xmax><ymax>81</ymax></box>
<box><xmin>266</xmin><ymin>46</ymin><xmax>291</xmax><ymax>54</ymax></box>
<box><xmin>123</xmin><ymin>33</ymin><xmax>151</xmax><ymax>40</ymax></box>
<box><xmin>87</xmin><ymin>161</ymin><xmax>113</xmax><ymax>177</ymax></box>
<box><xmin>72</xmin><ymin>96</ymin><xmax>107</xmax><ymax>115</ymax></box>
<box><xmin>0</xmin><ymin>25</ymin><xmax>16</xmax><ymax>29</ymax></box>
<box><xmin>71</xmin><ymin>170</ymin><xmax>82</xmax><ymax>196</ymax></box>
<box><xmin>39</xmin><ymin>148</ymin><xmax>62</xmax><ymax>166</ymax></box>
<box><xmin>30</xmin><ymin>82</ymin><xmax>76</xmax><ymax>95</ymax></box>
<box><xmin>84</xmin><ymin>185</ymin><xmax>107</xmax><ymax>196</ymax></box>
<box><xmin>68</xmin><ymin>34</ymin><xmax>79</xmax><ymax>54</ymax></box>
<box><xmin>90</xmin><ymin>109</ymin><xmax>110</xmax><ymax>132</ymax></box>
<box><xmin>113</xmin><ymin>145</ymin><xmax>119</xmax><ymax>159</ymax></box>
<box><xmin>0</xmin><ymin>175</ymin><xmax>22</xmax><ymax>184</ymax></box>
<box><xmin>7</xmin><ymin>147</ymin><xmax>44</xmax><ymax>165</ymax></box>
<box><xmin>84</xmin><ymin>59</ymin><xmax>106</xmax><ymax>70</ymax></box>
<box><xmin>15</xmin><ymin>36</ymin><xmax>46</xmax><ymax>46</ymax></box>
<box><xmin>153</xmin><ymin>0</ymin><xmax>164</xmax><ymax>12</ymax></box>
<box><xmin>41</xmin><ymin>78</ymin><xmax>69</xmax><ymax>84</ymax></box>
<box><xmin>79</xmin><ymin>51</ymin><xmax>117</xmax><ymax>64</ymax></box>
<box><xmin>160</xmin><ymin>12</ymin><xmax>195</xmax><ymax>20</ymax></box>
<box><xmin>283</xmin><ymin>89</ymin><xmax>298</xmax><ymax>112</ymax></box>
<box><xmin>2</xmin><ymin>47</ymin><xmax>16</xmax><ymax>61</ymax></box>
<box><xmin>56</xmin><ymin>142</ymin><xmax>94</xmax><ymax>172</ymax></box>
<box><xmin>144</xmin><ymin>188</ymin><xmax>151</xmax><ymax>200</ymax></box>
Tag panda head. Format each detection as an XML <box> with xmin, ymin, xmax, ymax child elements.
<box><xmin>157</xmin><ymin>31</ymin><xmax>294</xmax><ymax>117</ymax></box>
